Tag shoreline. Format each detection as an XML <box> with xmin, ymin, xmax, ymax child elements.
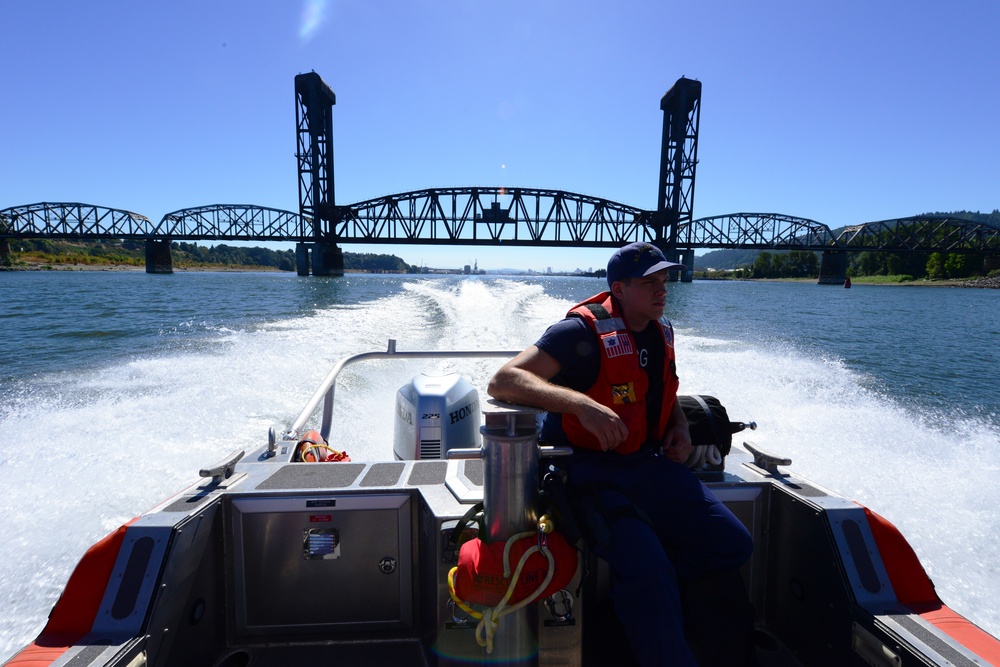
<box><xmin>0</xmin><ymin>261</ymin><xmax>280</xmax><ymax>273</ymax></box>
<box><xmin>745</xmin><ymin>276</ymin><xmax>962</xmax><ymax>287</ymax></box>
<box><xmin>3</xmin><ymin>262</ymin><xmax>998</xmax><ymax>288</ymax></box>
<box><xmin>699</xmin><ymin>276</ymin><xmax>999</xmax><ymax>288</ymax></box>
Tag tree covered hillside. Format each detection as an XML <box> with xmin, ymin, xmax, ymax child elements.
<box><xmin>695</xmin><ymin>210</ymin><xmax>999</xmax><ymax>280</ymax></box>
<box><xmin>2</xmin><ymin>237</ymin><xmax>415</xmax><ymax>273</ymax></box>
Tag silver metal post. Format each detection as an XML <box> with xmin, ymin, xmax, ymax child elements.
<box><xmin>478</xmin><ymin>403</ymin><xmax>545</xmax><ymax>665</ymax></box>
<box><xmin>482</xmin><ymin>427</ymin><xmax>540</xmax><ymax>542</ymax></box>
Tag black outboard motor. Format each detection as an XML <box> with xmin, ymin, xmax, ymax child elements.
<box><xmin>393</xmin><ymin>373</ymin><xmax>481</xmax><ymax>460</ymax></box>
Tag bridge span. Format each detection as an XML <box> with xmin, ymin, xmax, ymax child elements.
<box><xmin>3</xmin><ymin>201</ymin><xmax>996</xmax><ymax>278</ymax></box>
<box><xmin>3</xmin><ymin>72</ymin><xmax>998</xmax><ymax>281</ymax></box>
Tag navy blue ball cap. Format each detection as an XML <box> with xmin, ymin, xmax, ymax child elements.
<box><xmin>606</xmin><ymin>242</ymin><xmax>685</xmax><ymax>287</ymax></box>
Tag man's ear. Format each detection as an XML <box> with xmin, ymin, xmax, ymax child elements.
<box><xmin>610</xmin><ymin>280</ymin><xmax>625</xmax><ymax>299</ymax></box>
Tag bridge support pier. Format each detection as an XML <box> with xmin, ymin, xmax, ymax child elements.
<box><xmin>818</xmin><ymin>250</ymin><xmax>847</xmax><ymax>285</ymax></box>
<box><xmin>145</xmin><ymin>239</ymin><xmax>173</xmax><ymax>274</ymax></box>
<box><xmin>679</xmin><ymin>248</ymin><xmax>695</xmax><ymax>283</ymax></box>
<box><xmin>311</xmin><ymin>242</ymin><xmax>344</xmax><ymax>276</ymax></box>
<box><xmin>984</xmin><ymin>255</ymin><xmax>1000</xmax><ymax>273</ymax></box>
<box><xmin>663</xmin><ymin>249</ymin><xmax>691</xmax><ymax>283</ymax></box>
<box><xmin>296</xmin><ymin>242</ymin><xmax>311</xmax><ymax>276</ymax></box>
<box><xmin>0</xmin><ymin>238</ymin><xmax>10</xmax><ymax>266</ymax></box>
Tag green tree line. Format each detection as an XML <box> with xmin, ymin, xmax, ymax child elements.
<box><xmin>708</xmin><ymin>210</ymin><xmax>1000</xmax><ymax>280</ymax></box>
<box><xmin>842</xmin><ymin>209</ymin><xmax>998</xmax><ymax>280</ymax></box>
<box><xmin>743</xmin><ymin>248</ymin><xmax>991</xmax><ymax>281</ymax></box>
<box><xmin>172</xmin><ymin>242</ymin><xmax>414</xmax><ymax>272</ymax></box>
<box><xmin>748</xmin><ymin>250</ymin><xmax>819</xmax><ymax>278</ymax></box>
<box><xmin>3</xmin><ymin>237</ymin><xmax>416</xmax><ymax>273</ymax></box>
<box><xmin>171</xmin><ymin>241</ymin><xmax>298</xmax><ymax>270</ymax></box>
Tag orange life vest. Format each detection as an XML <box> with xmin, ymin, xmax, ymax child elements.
<box><xmin>561</xmin><ymin>292</ymin><xmax>678</xmax><ymax>455</ymax></box>
<box><xmin>296</xmin><ymin>430</ymin><xmax>351</xmax><ymax>462</ymax></box>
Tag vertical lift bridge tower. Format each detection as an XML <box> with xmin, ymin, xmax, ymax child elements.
<box><xmin>294</xmin><ymin>72</ymin><xmax>702</xmax><ymax>279</ymax></box>
<box><xmin>657</xmin><ymin>77</ymin><xmax>701</xmax><ymax>282</ymax></box>
<box><xmin>295</xmin><ymin>72</ymin><xmax>343</xmax><ymax>276</ymax></box>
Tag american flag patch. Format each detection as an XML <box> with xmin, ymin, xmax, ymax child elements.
<box><xmin>662</xmin><ymin>320</ymin><xmax>674</xmax><ymax>348</ymax></box>
<box><xmin>602</xmin><ymin>332</ymin><xmax>634</xmax><ymax>359</ymax></box>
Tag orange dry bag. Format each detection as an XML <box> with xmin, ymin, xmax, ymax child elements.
<box><xmin>452</xmin><ymin>531</ymin><xmax>577</xmax><ymax>607</ymax></box>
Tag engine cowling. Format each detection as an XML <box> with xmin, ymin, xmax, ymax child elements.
<box><xmin>393</xmin><ymin>373</ymin><xmax>481</xmax><ymax>460</ymax></box>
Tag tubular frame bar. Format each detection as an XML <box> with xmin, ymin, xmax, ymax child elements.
<box><xmin>287</xmin><ymin>340</ymin><xmax>517</xmax><ymax>442</ymax></box>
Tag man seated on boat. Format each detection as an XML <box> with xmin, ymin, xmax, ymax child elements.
<box><xmin>488</xmin><ymin>241</ymin><xmax>756</xmax><ymax>666</ymax></box>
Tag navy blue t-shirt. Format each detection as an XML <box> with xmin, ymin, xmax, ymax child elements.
<box><xmin>535</xmin><ymin>316</ymin><xmax>667</xmax><ymax>448</ymax></box>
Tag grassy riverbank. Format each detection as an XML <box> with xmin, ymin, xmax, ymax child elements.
<box><xmin>702</xmin><ymin>274</ymin><xmax>998</xmax><ymax>288</ymax></box>
<box><xmin>1</xmin><ymin>258</ymin><xmax>277</xmax><ymax>272</ymax></box>
<box><xmin>6</xmin><ymin>254</ymin><xmax>998</xmax><ymax>287</ymax></box>
<box><xmin>2</xmin><ymin>239</ymin><xmax>415</xmax><ymax>273</ymax></box>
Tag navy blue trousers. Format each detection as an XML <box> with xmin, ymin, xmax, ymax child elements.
<box><xmin>567</xmin><ymin>449</ymin><xmax>754</xmax><ymax>667</ymax></box>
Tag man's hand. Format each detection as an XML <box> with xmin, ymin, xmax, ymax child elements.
<box><xmin>575</xmin><ymin>400</ymin><xmax>628</xmax><ymax>451</ymax></box>
<box><xmin>490</xmin><ymin>346</ymin><xmax>631</xmax><ymax>451</ymax></box>
<box><xmin>661</xmin><ymin>422</ymin><xmax>692</xmax><ymax>463</ymax></box>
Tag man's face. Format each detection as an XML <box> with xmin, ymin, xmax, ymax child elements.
<box><xmin>613</xmin><ymin>269</ymin><xmax>669</xmax><ymax>327</ymax></box>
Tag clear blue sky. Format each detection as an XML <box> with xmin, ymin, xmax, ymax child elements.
<box><xmin>3</xmin><ymin>1</ymin><xmax>998</xmax><ymax>271</ymax></box>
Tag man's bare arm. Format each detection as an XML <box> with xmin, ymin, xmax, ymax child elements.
<box><xmin>488</xmin><ymin>346</ymin><xmax>628</xmax><ymax>451</ymax></box>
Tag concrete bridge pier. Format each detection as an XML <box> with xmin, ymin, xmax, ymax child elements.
<box><xmin>145</xmin><ymin>239</ymin><xmax>173</xmax><ymax>274</ymax></box>
<box><xmin>311</xmin><ymin>242</ymin><xmax>344</xmax><ymax>276</ymax></box>
<box><xmin>663</xmin><ymin>249</ymin><xmax>693</xmax><ymax>283</ymax></box>
<box><xmin>296</xmin><ymin>242</ymin><xmax>311</xmax><ymax>276</ymax></box>
<box><xmin>294</xmin><ymin>242</ymin><xmax>343</xmax><ymax>276</ymax></box>
<box><xmin>0</xmin><ymin>238</ymin><xmax>10</xmax><ymax>266</ymax></box>
<box><xmin>678</xmin><ymin>248</ymin><xmax>695</xmax><ymax>283</ymax></box>
<box><xmin>818</xmin><ymin>250</ymin><xmax>847</xmax><ymax>285</ymax></box>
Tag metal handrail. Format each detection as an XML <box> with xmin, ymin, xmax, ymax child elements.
<box><xmin>286</xmin><ymin>339</ymin><xmax>519</xmax><ymax>441</ymax></box>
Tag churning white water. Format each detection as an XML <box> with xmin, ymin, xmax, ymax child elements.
<box><xmin>1</xmin><ymin>277</ymin><xmax>997</xmax><ymax>659</ymax></box>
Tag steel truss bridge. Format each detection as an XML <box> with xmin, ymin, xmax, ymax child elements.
<box><xmin>2</xmin><ymin>72</ymin><xmax>997</xmax><ymax>277</ymax></box>
<box><xmin>2</xmin><ymin>199</ymin><xmax>998</xmax><ymax>255</ymax></box>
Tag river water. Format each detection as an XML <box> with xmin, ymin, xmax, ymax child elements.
<box><xmin>1</xmin><ymin>271</ymin><xmax>998</xmax><ymax>658</ymax></box>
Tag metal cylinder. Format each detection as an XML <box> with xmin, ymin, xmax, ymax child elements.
<box><xmin>481</xmin><ymin>428</ymin><xmax>540</xmax><ymax>542</ymax></box>
<box><xmin>478</xmin><ymin>422</ymin><xmax>542</xmax><ymax>665</ymax></box>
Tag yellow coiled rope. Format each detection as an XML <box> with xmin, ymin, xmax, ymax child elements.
<box><xmin>447</xmin><ymin>518</ymin><xmax>557</xmax><ymax>654</ymax></box>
